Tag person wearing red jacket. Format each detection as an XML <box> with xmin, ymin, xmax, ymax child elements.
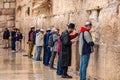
<box><xmin>79</xmin><ymin>21</ymin><xmax>94</xmax><ymax>80</ymax></box>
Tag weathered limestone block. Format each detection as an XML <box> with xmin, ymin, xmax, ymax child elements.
<box><xmin>98</xmin><ymin>2</ymin><xmax>119</xmax><ymax>45</ymax></box>
<box><xmin>10</xmin><ymin>2</ymin><xmax>15</xmax><ymax>8</ymax></box>
<box><xmin>89</xmin><ymin>10</ymin><xmax>99</xmax><ymax>27</ymax></box>
<box><xmin>0</xmin><ymin>22</ymin><xmax>6</xmax><ymax>27</ymax></box>
<box><xmin>85</xmin><ymin>0</ymin><xmax>109</xmax><ymax>10</ymax></box>
<box><xmin>52</xmin><ymin>14</ymin><xmax>69</xmax><ymax>31</ymax></box>
<box><xmin>7</xmin><ymin>0</ymin><xmax>15</xmax><ymax>2</ymax></box>
<box><xmin>2</xmin><ymin>9</ymin><xmax>15</xmax><ymax>15</ymax></box>
<box><xmin>53</xmin><ymin>0</ymin><xmax>78</xmax><ymax>15</ymax></box>
<box><xmin>98</xmin><ymin>2</ymin><xmax>119</xmax><ymax>28</ymax></box>
<box><xmin>0</xmin><ymin>0</ymin><xmax>3</xmax><ymax>8</ymax></box>
<box><xmin>88</xmin><ymin>44</ymin><xmax>107</xmax><ymax>80</ymax></box>
<box><xmin>3</xmin><ymin>0</ymin><xmax>6</xmax><ymax>2</ymax></box>
<box><xmin>7</xmin><ymin>15</ymin><xmax>15</xmax><ymax>20</ymax></box>
<box><xmin>4</xmin><ymin>3</ymin><xmax>9</xmax><ymax>8</ymax></box>
<box><xmin>0</xmin><ymin>15</ymin><xmax>7</xmax><ymax>22</ymax></box>
<box><xmin>69</xmin><ymin>10</ymin><xmax>89</xmax><ymax>29</ymax></box>
<box><xmin>7</xmin><ymin>20</ymin><xmax>14</xmax><ymax>27</ymax></box>
<box><xmin>104</xmin><ymin>45</ymin><xmax>120</xmax><ymax>80</ymax></box>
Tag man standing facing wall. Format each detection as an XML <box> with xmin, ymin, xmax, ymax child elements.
<box><xmin>28</xmin><ymin>26</ymin><xmax>35</xmax><ymax>58</ymax></box>
<box><xmin>60</xmin><ymin>23</ymin><xmax>76</xmax><ymax>78</ymax></box>
<box><xmin>79</xmin><ymin>21</ymin><xmax>94</xmax><ymax>80</ymax></box>
<box><xmin>3</xmin><ymin>28</ymin><xmax>10</xmax><ymax>49</ymax></box>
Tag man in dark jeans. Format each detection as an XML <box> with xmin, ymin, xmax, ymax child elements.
<box><xmin>60</xmin><ymin>23</ymin><xmax>76</xmax><ymax>78</ymax></box>
<box><xmin>11</xmin><ymin>28</ymin><xmax>17</xmax><ymax>52</ymax></box>
<box><xmin>43</xmin><ymin>28</ymin><xmax>51</xmax><ymax>65</ymax></box>
<box><xmin>44</xmin><ymin>29</ymin><xmax>51</xmax><ymax>66</ymax></box>
<box><xmin>3</xmin><ymin>28</ymin><xmax>10</xmax><ymax>49</ymax></box>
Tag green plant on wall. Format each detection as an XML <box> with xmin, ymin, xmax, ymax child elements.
<box><xmin>26</xmin><ymin>7</ymin><xmax>30</xmax><ymax>16</ymax></box>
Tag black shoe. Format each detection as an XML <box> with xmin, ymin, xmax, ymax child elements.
<box><xmin>66</xmin><ymin>75</ymin><xmax>72</xmax><ymax>78</ymax></box>
<box><xmin>57</xmin><ymin>73</ymin><xmax>61</xmax><ymax>76</ymax></box>
<box><xmin>50</xmin><ymin>67</ymin><xmax>57</xmax><ymax>70</ymax></box>
<box><xmin>62</xmin><ymin>75</ymin><xmax>67</xmax><ymax>78</ymax></box>
<box><xmin>62</xmin><ymin>75</ymin><xmax>72</xmax><ymax>78</ymax></box>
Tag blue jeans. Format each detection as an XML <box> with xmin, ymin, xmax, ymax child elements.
<box><xmin>57</xmin><ymin>54</ymin><xmax>62</xmax><ymax>75</ymax></box>
<box><xmin>36</xmin><ymin>46</ymin><xmax>42</xmax><ymax>61</ymax></box>
<box><xmin>80</xmin><ymin>54</ymin><xmax>90</xmax><ymax>80</ymax></box>
<box><xmin>11</xmin><ymin>39</ymin><xmax>16</xmax><ymax>50</ymax></box>
<box><xmin>44</xmin><ymin>46</ymin><xmax>51</xmax><ymax>65</ymax></box>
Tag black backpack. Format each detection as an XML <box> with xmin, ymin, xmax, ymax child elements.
<box><xmin>48</xmin><ymin>34</ymin><xmax>54</xmax><ymax>47</ymax></box>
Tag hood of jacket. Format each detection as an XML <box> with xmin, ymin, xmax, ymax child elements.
<box><xmin>80</xmin><ymin>26</ymin><xmax>89</xmax><ymax>32</ymax></box>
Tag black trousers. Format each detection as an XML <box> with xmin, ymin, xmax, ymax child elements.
<box><xmin>61</xmin><ymin>66</ymin><xmax>68</xmax><ymax>76</ymax></box>
<box><xmin>50</xmin><ymin>51</ymin><xmax>57</xmax><ymax>68</ymax></box>
<box><xmin>43</xmin><ymin>46</ymin><xmax>46</xmax><ymax>64</ymax></box>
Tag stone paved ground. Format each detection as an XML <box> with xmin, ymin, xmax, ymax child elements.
<box><xmin>0</xmin><ymin>46</ymin><xmax>79</xmax><ymax>80</ymax></box>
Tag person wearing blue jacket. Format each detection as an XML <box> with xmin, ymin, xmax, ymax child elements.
<box><xmin>44</xmin><ymin>28</ymin><xmax>51</xmax><ymax>66</ymax></box>
<box><xmin>11</xmin><ymin>28</ymin><xmax>17</xmax><ymax>52</ymax></box>
<box><xmin>16</xmin><ymin>29</ymin><xmax>23</xmax><ymax>52</ymax></box>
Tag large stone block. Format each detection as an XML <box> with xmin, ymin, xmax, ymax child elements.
<box><xmin>84</xmin><ymin>0</ymin><xmax>109</xmax><ymax>10</ymax></box>
<box><xmin>10</xmin><ymin>2</ymin><xmax>15</xmax><ymax>8</ymax></box>
<box><xmin>52</xmin><ymin>14</ymin><xmax>69</xmax><ymax>31</ymax></box>
<box><xmin>52</xmin><ymin>0</ymin><xmax>78</xmax><ymax>15</ymax></box>
<box><xmin>4</xmin><ymin>3</ymin><xmax>9</xmax><ymax>8</ymax></box>
<box><xmin>0</xmin><ymin>0</ymin><xmax>3</xmax><ymax>8</ymax></box>
<box><xmin>3</xmin><ymin>0</ymin><xmax>6</xmax><ymax>2</ymax></box>
<box><xmin>7</xmin><ymin>15</ymin><xmax>15</xmax><ymax>20</ymax></box>
<box><xmin>2</xmin><ymin>9</ymin><xmax>15</xmax><ymax>15</ymax></box>
<box><xmin>69</xmin><ymin>10</ymin><xmax>89</xmax><ymax>29</ymax></box>
<box><xmin>0</xmin><ymin>15</ymin><xmax>7</xmax><ymax>22</ymax></box>
<box><xmin>6</xmin><ymin>0</ymin><xmax>15</xmax><ymax>2</ymax></box>
<box><xmin>7</xmin><ymin>20</ymin><xmax>14</xmax><ymax>27</ymax></box>
<box><xmin>0</xmin><ymin>22</ymin><xmax>6</xmax><ymax>27</ymax></box>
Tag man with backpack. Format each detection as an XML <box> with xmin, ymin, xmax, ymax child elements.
<box><xmin>79</xmin><ymin>21</ymin><xmax>94</xmax><ymax>80</ymax></box>
<box><xmin>49</xmin><ymin>28</ymin><xmax>60</xmax><ymax>70</ymax></box>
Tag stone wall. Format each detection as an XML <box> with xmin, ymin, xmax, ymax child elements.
<box><xmin>0</xmin><ymin>0</ymin><xmax>16</xmax><ymax>44</ymax></box>
<box><xmin>16</xmin><ymin>0</ymin><xmax>120</xmax><ymax>80</ymax></box>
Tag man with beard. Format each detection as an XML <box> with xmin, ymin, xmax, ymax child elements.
<box><xmin>60</xmin><ymin>23</ymin><xmax>76</xmax><ymax>78</ymax></box>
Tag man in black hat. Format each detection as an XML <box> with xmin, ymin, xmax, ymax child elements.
<box><xmin>59</xmin><ymin>23</ymin><xmax>76</xmax><ymax>78</ymax></box>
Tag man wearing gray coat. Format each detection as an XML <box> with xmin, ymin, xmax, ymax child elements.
<box><xmin>79</xmin><ymin>21</ymin><xmax>94</xmax><ymax>80</ymax></box>
<box><xmin>49</xmin><ymin>28</ymin><xmax>60</xmax><ymax>70</ymax></box>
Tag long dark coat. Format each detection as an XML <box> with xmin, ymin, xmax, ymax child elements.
<box><xmin>60</xmin><ymin>30</ymin><xmax>72</xmax><ymax>67</ymax></box>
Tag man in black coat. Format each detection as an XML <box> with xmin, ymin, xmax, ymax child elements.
<box><xmin>60</xmin><ymin>23</ymin><xmax>75</xmax><ymax>78</ymax></box>
<box><xmin>11</xmin><ymin>28</ymin><xmax>17</xmax><ymax>52</ymax></box>
<box><xmin>3</xmin><ymin>28</ymin><xmax>10</xmax><ymax>49</ymax></box>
